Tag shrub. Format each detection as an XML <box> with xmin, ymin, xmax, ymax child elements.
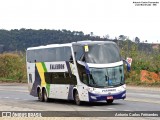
<box><xmin>0</xmin><ymin>52</ymin><xmax>26</xmax><ymax>82</ymax></box>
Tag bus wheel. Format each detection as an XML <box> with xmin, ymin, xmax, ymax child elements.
<box><xmin>106</xmin><ymin>99</ymin><xmax>114</xmax><ymax>104</ymax></box>
<box><xmin>43</xmin><ymin>89</ymin><xmax>49</xmax><ymax>102</ymax></box>
<box><xmin>38</xmin><ymin>89</ymin><xmax>43</xmax><ymax>102</ymax></box>
<box><xmin>74</xmin><ymin>91</ymin><xmax>81</xmax><ymax>105</ymax></box>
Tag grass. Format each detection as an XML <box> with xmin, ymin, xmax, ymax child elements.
<box><xmin>0</xmin><ymin>77</ymin><xmax>27</xmax><ymax>83</ymax></box>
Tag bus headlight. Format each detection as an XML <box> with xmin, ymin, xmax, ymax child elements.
<box><xmin>87</xmin><ymin>87</ymin><xmax>94</xmax><ymax>92</ymax></box>
<box><xmin>122</xmin><ymin>93</ymin><xmax>126</xmax><ymax>97</ymax></box>
<box><xmin>122</xmin><ymin>84</ymin><xmax>126</xmax><ymax>89</ymax></box>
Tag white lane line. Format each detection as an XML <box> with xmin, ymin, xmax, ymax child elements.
<box><xmin>23</xmin><ymin>99</ymin><xmax>29</xmax><ymax>101</ymax></box>
<box><xmin>126</xmin><ymin>98</ymin><xmax>160</xmax><ymax>104</ymax></box>
<box><xmin>14</xmin><ymin>98</ymin><xmax>20</xmax><ymax>100</ymax></box>
<box><xmin>124</xmin><ymin>110</ymin><xmax>132</xmax><ymax>111</ymax></box>
<box><xmin>107</xmin><ymin>108</ymin><xmax>115</xmax><ymax>110</ymax></box>
<box><xmin>0</xmin><ymin>89</ymin><xmax>28</xmax><ymax>93</ymax></box>
<box><xmin>127</xmin><ymin>93</ymin><xmax>160</xmax><ymax>98</ymax></box>
<box><xmin>4</xmin><ymin>97</ymin><xmax>9</xmax><ymax>99</ymax></box>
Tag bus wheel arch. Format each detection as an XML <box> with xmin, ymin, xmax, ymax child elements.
<box><xmin>73</xmin><ymin>89</ymin><xmax>82</xmax><ymax>105</ymax></box>
<box><xmin>37</xmin><ymin>87</ymin><xmax>43</xmax><ymax>102</ymax></box>
<box><xmin>42</xmin><ymin>87</ymin><xmax>49</xmax><ymax>102</ymax></box>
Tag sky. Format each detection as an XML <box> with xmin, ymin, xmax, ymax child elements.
<box><xmin>0</xmin><ymin>0</ymin><xmax>160</xmax><ymax>43</ymax></box>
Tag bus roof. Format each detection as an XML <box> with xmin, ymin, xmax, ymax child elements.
<box><xmin>27</xmin><ymin>40</ymin><xmax>116</xmax><ymax>50</ymax></box>
<box><xmin>27</xmin><ymin>43</ymin><xmax>72</xmax><ymax>50</ymax></box>
<box><xmin>72</xmin><ymin>40</ymin><xmax>115</xmax><ymax>46</ymax></box>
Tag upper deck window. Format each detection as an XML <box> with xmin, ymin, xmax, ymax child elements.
<box><xmin>27</xmin><ymin>47</ymin><xmax>72</xmax><ymax>62</ymax></box>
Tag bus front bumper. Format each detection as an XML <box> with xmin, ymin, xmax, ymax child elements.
<box><xmin>88</xmin><ymin>90</ymin><xmax>126</xmax><ymax>102</ymax></box>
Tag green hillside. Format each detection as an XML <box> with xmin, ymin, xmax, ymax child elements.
<box><xmin>0</xmin><ymin>29</ymin><xmax>109</xmax><ymax>51</ymax></box>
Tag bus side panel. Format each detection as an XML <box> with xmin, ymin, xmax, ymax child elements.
<box><xmin>49</xmin><ymin>84</ymin><xmax>74</xmax><ymax>100</ymax></box>
<box><xmin>75</xmin><ymin>62</ymin><xmax>90</xmax><ymax>102</ymax></box>
<box><xmin>77</xmin><ymin>85</ymin><xmax>90</xmax><ymax>102</ymax></box>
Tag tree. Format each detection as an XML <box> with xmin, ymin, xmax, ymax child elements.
<box><xmin>118</xmin><ymin>35</ymin><xmax>127</xmax><ymax>41</ymax></box>
<box><xmin>0</xmin><ymin>29</ymin><xmax>109</xmax><ymax>51</ymax></box>
<box><xmin>104</xmin><ymin>34</ymin><xmax>109</xmax><ymax>39</ymax></box>
<box><xmin>90</xmin><ymin>32</ymin><xmax>94</xmax><ymax>36</ymax></box>
<box><xmin>135</xmin><ymin>37</ymin><xmax>140</xmax><ymax>43</ymax></box>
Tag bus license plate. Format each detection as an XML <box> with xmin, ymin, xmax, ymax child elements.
<box><xmin>107</xmin><ymin>96</ymin><xmax>113</xmax><ymax>100</ymax></box>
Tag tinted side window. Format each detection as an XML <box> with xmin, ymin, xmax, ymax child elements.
<box><xmin>35</xmin><ymin>49</ymin><xmax>43</xmax><ymax>62</ymax></box>
<box><xmin>64</xmin><ymin>47</ymin><xmax>72</xmax><ymax>61</ymax></box>
<box><xmin>45</xmin><ymin>48</ymin><xmax>56</xmax><ymax>62</ymax></box>
<box><xmin>27</xmin><ymin>47</ymin><xmax>72</xmax><ymax>62</ymax></box>
<box><xmin>29</xmin><ymin>74</ymin><xmax>32</xmax><ymax>83</ymax></box>
<box><xmin>73</xmin><ymin>45</ymin><xmax>84</xmax><ymax>60</ymax></box>
<box><xmin>27</xmin><ymin>50</ymin><xmax>35</xmax><ymax>62</ymax></box>
<box><xmin>56</xmin><ymin>47</ymin><xmax>65</xmax><ymax>61</ymax></box>
<box><xmin>56</xmin><ymin>47</ymin><xmax>72</xmax><ymax>61</ymax></box>
<box><xmin>44</xmin><ymin>72</ymin><xmax>77</xmax><ymax>85</ymax></box>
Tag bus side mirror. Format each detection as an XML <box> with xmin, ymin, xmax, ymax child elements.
<box><xmin>127</xmin><ymin>63</ymin><xmax>131</xmax><ymax>72</ymax></box>
<box><xmin>123</xmin><ymin>59</ymin><xmax>131</xmax><ymax>72</ymax></box>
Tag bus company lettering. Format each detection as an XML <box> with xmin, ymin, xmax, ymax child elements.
<box><xmin>50</xmin><ymin>64</ymin><xmax>65</xmax><ymax>70</ymax></box>
<box><xmin>102</xmin><ymin>89</ymin><xmax>116</xmax><ymax>92</ymax></box>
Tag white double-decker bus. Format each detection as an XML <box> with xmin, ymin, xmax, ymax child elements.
<box><xmin>26</xmin><ymin>40</ymin><xmax>130</xmax><ymax>105</ymax></box>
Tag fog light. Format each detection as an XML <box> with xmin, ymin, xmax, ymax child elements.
<box><xmin>90</xmin><ymin>96</ymin><xmax>97</xmax><ymax>100</ymax></box>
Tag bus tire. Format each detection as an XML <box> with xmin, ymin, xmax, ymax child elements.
<box><xmin>74</xmin><ymin>90</ymin><xmax>81</xmax><ymax>105</ymax></box>
<box><xmin>43</xmin><ymin>88</ymin><xmax>49</xmax><ymax>102</ymax></box>
<box><xmin>37</xmin><ymin>88</ymin><xmax>44</xmax><ymax>102</ymax></box>
<box><xmin>106</xmin><ymin>99</ymin><xmax>114</xmax><ymax>104</ymax></box>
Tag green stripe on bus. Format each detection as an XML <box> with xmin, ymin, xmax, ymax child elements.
<box><xmin>46</xmin><ymin>84</ymin><xmax>50</xmax><ymax>96</ymax></box>
<box><xmin>42</xmin><ymin>62</ymin><xmax>47</xmax><ymax>72</ymax></box>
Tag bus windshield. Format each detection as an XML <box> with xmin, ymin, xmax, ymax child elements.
<box><xmin>73</xmin><ymin>43</ymin><xmax>121</xmax><ymax>64</ymax></box>
<box><xmin>85</xmin><ymin>43</ymin><xmax>121</xmax><ymax>64</ymax></box>
<box><xmin>89</xmin><ymin>65</ymin><xmax>124</xmax><ymax>87</ymax></box>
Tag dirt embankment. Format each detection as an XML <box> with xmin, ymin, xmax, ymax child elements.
<box><xmin>140</xmin><ymin>70</ymin><xmax>160</xmax><ymax>83</ymax></box>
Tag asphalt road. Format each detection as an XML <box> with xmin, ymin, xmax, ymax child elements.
<box><xmin>0</xmin><ymin>83</ymin><xmax>159</xmax><ymax>119</ymax></box>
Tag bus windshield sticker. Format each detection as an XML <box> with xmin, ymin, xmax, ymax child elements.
<box><xmin>84</xmin><ymin>45</ymin><xmax>89</xmax><ymax>52</ymax></box>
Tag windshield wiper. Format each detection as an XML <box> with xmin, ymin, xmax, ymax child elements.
<box><xmin>105</xmin><ymin>75</ymin><xmax>109</xmax><ymax>81</ymax></box>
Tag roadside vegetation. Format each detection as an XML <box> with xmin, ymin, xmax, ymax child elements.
<box><xmin>0</xmin><ymin>52</ymin><xmax>26</xmax><ymax>83</ymax></box>
<box><xmin>121</xmin><ymin>40</ymin><xmax>160</xmax><ymax>86</ymax></box>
